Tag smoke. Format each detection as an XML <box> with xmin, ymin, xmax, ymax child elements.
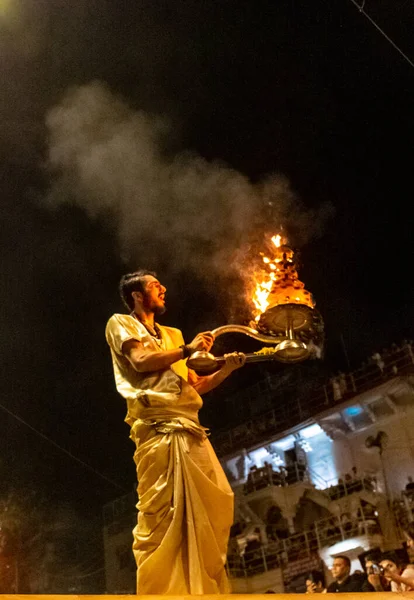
<box><xmin>45</xmin><ymin>81</ymin><xmax>332</xmax><ymax>280</ymax></box>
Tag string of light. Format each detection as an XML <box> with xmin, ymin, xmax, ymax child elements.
<box><xmin>348</xmin><ymin>0</ymin><xmax>414</xmax><ymax>69</ymax></box>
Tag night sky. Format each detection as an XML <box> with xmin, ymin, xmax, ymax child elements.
<box><xmin>1</xmin><ymin>0</ymin><xmax>414</xmax><ymax>514</ymax></box>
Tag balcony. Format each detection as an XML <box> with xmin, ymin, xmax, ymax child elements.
<box><xmin>213</xmin><ymin>345</ymin><xmax>414</xmax><ymax>457</ymax></box>
<box><xmin>227</xmin><ymin>507</ymin><xmax>381</xmax><ymax>579</ymax></box>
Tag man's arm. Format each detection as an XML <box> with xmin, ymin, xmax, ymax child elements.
<box><xmin>123</xmin><ymin>332</ymin><xmax>214</xmax><ymax>373</ymax></box>
<box><xmin>123</xmin><ymin>339</ymin><xmax>184</xmax><ymax>372</ymax></box>
<box><xmin>189</xmin><ymin>353</ymin><xmax>246</xmax><ymax>395</ymax></box>
<box><xmin>385</xmin><ymin>570</ymin><xmax>414</xmax><ymax>590</ymax></box>
<box><xmin>361</xmin><ymin>577</ymin><xmax>375</xmax><ymax>592</ymax></box>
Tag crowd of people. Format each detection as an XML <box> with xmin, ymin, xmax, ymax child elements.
<box><xmin>229</xmin><ymin>523</ymin><xmax>414</xmax><ymax>594</ymax></box>
<box><xmin>307</xmin><ymin>555</ymin><xmax>373</xmax><ymax>593</ymax></box>
<box><xmin>228</xmin><ymin>499</ymin><xmax>382</xmax><ymax>580</ymax></box>
<box><xmin>244</xmin><ymin>462</ymin><xmax>307</xmax><ymax>494</ymax></box>
<box><xmin>326</xmin><ymin>468</ymin><xmax>376</xmax><ymax>500</ymax></box>
<box><xmin>229</xmin><ymin>473</ymin><xmax>414</xmax><ymax>589</ymax></box>
<box><xmin>306</xmin><ymin>525</ymin><xmax>414</xmax><ymax>593</ymax></box>
<box><xmin>243</xmin><ymin>462</ymin><xmax>377</xmax><ymax>503</ymax></box>
<box><xmin>329</xmin><ymin>340</ymin><xmax>414</xmax><ymax>403</ymax></box>
<box><xmin>215</xmin><ymin>339</ymin><xmax>414</xmax><ymax>457</ymax></box>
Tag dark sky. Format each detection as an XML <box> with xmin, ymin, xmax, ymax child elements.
<box><xmin>1</xmin><ymin>0</ymin><xmax>414</xmax><ymax>513</ymax></box>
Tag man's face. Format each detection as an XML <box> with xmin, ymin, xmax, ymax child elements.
<box><xmin>141</xmin><ymin>275</ymin><xmax>167</xmax><ymax>315</ymax></box>
<box><xmin>380</xmin><ymin>559</ymin><xmax>398</xmax><ymax>574</ymax></box>
<box><xmin>331</xmin><ymin>558</ymin><xmax>350</xmax><ymax>581</ymax></box>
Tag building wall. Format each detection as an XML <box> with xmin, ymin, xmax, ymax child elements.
<box><xmin>330</xmin><ymin>407</ymin><xmax>414</xmax><ymax>497</ymax></box>
<box><xmin>230</xmin><ymin>565</ymin><xmax>284</xmax><ymax>594</ymax></box>
<box><xmin>102</xmin><ymin>372</ymin><xmax>414</xmax><ymax>593</ymax></box>
<box><xmin>220</xmin><ymin>376</ymin><xmax>414</xmax><ymax>501</ymax></box>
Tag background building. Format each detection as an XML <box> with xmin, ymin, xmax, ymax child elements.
<box><xmin>103</xmin><ymin>342</ymin><xmax>414</xmax><ymax>593</ymax></box>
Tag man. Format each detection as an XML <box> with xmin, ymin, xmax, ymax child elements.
<box><xmin>327</xmin><ymin>555</ymin><xmax>374</xmax><ymax>592</ymax></box>
<box><xmin>368</xmin><ymin>555</ymin><xmax>414</xmax><ymax>592</ymax></box>
<box><xmin>105</xmin><ymin>270</ymin><xmax>245</xmax><ymax>595</ymax></box>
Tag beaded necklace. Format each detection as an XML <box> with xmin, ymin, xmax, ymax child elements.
<box><xmin>131</xmin><ymin>312</ymin><xmax>164</xmax><ymax>348</ymax></box>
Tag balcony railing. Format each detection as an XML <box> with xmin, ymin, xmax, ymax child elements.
<box><xmin>243</xmin><ymin>462</ymin><xmax>311</xmax><ymax>494</ymax></box>
<box><xmin>242</xmin><ymin>462</ymin><xmax>377</xmax><ymax>499</ymax></box>
<box><xmin>227</xmin><ymin>507</ymin><xmax>381</xmax><ymax>578</ymax></box>
<box><xmin>325</xmin><ymin>475</ymin><xmax>377</xmax><ymax>500</ymax></box>
<box><xmin>213</xmin><ymin>345</ymin><xmax>414</xmax><ymax>457</ymax></box>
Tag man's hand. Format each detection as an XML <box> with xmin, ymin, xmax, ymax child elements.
<box><xmin>187</xmin><ymin>331</ymin><xmax>215</xmax><ymax>354</ymax></box>
<box><xmin>222</xmin><ymin>352</ymin><xmax>246</xmax><ymax>373</ymax></box>
<box><xmin>368</xmin><ymin>573</ymin><xmax>383</xmax><ymax>591</ymax></box>
<box><xmin>189</xmin><ymin>351</ymin><xmax>246</xmax><ymax>395</ymax></box>
<box><xmin>306</xmin><ymin>582</ymin><xmax>318</xmax><ymax>593</ymax></box>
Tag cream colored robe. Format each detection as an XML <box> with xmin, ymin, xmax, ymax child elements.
<box><xmin>106</xmin><ymin>314</ymin><xmax>234</xmax><ymax>594</ymax></box>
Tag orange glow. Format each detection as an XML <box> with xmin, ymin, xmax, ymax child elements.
<box><xmin>251</xmin><ymin>233</ymin><xmax>315</xmax><ymax>322</ymax></box>
<box><xmin>271</xmin><ymin>234</ymin><xmax>283</xmax><ymax>248</ymax></box>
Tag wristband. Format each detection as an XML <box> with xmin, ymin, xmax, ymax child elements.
<box><xmin>180</xmin><ymin>344</ymin><xmax>192</xmax><ymax>359</ymax></box>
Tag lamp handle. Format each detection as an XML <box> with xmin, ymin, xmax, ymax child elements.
<box><xmin>187</xmin><ymin>350</ymin><xmax>278</xmax><ymax>374</ymax></box>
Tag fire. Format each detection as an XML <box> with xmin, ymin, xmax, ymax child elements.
<box><xmin>272</xmin><ymin>234</ymin><xmax>282</xmax><ymax>248</ymax></box>
<box><xmin>251</xmin><ymin>233</ymin><xmax>315</xmax><ymax>322</ymax></box>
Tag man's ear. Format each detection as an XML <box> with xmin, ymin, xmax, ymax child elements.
<box><xmin>131</xmin><ymin>290</ymin><xmax>143</xmax><ymax>304</ymax></box>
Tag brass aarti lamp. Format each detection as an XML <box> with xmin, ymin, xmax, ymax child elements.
<box><xmin>187</xmin><ymin>235</ymin><xmax>324</xmax><ymax>373</ymax></box>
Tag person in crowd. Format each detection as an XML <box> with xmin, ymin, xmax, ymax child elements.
<box><xmin>245</xmin><ymin>465</ymin><xmax>258</xmax><ymax>493</ymax></box>
<box><xmin>368</xmin><ymin>553</ymin><xmax>414</xmax><ymax>592</ymax></box>
<box><xmin>406</xmin><ymin>476</ymin><xmax>414</xmax><ymax>492</ymax></box>
<box><xmin>403</xmin><ymin>340</ymin><xmax>414</xmax><ymax>360</ymax></box>
<box><xmin>344</xmin><ymin>472</ymin><xmax>353</xmax><ymax>489</ymax></box>
<box><xmin>338</xmin><ymin>372</ymin><xmax>347</xmax><ymax>396</ymax></box>
<box><xmin>306</xmin><ymin>570</ymin><xmax>326</xmax><ymax>593</ymax></box>
<box><xmin>365</xmin><ymin>553</ymin><xmax>391</xmax><ymax>592</ymax></box>
<box><xmin>340</xmin><ymin>512</ymin><xmax>353</xmax><ymax>533</ymax></box>
<box><xmin>382</xmin><ymin>555</ymin><xmax>414</xmax><ymax>592</ymax></box>
<box><xmin>371</xmin><ymin>351</ymin><xmax>384</xmax><ymax>373</ymax></box>
<box><xmin>244</xmin><ymin>532</ymin><xmax>264</xmax><ymax>574</ymax></box>
<box><xmin>330</xmin><ymin>376</ymin><xmax>342</xmax><ymax>401</ymax></box>
<box><xmin>327</xmin><ymin>555</ymin><xmax>374</xmax><ymax>592</ymax></box>
<box><xmin>404</xmin><ymin>524</ymin><xmax>414</xmax><ymax>561</ymax></box>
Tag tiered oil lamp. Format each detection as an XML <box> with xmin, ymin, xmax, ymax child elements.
<box><xmin>187</xmin><ymin>234</ymin><xmax>324</xmax><ymax>373</ymax></box>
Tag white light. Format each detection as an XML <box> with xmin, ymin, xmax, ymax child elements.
<box><xmin>273</xmin><ymin>435</ymin><xmax>296</xmax><ymax>451</ymax></box>
<box><xmin>271</xmin><ymin>454</ymin><xmax>284</xmax><ymax>466</ymax></box>
<box><xmin>328</xmin><ymin>538</ymin><xmax>363</xmax><ymax>555</ymax></box>
<box><xmin>250</xmin><ymin>447</ymin><xmax>270</xmax><ymax>466</ymax></box>
<box><xmin>297</xmin><ymin>438</ymin><xmax>313</xmax><ymax>452</ymax></box>
<box><xmin>300</xmin><ymin>424</ymin><xmax>324</xmax><ymax>439</ymax></box>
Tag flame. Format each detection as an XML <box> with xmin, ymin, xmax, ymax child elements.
<box><xmin>252</xmin><ymin>233</ymin><xmax>285</xmax><ymax>319</ymax></box>
<box><xmin>250</xmin><ymin>232</ymin><xmax>314</xmax><ymax>322</ymax></box>
<box><xmin>272</xmin><ymin>234</ymin><xmax>282</xmax><ymax>248</ymax></box>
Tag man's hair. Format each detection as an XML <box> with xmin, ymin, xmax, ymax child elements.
<box><xmin>380</xmin><ymin>551</ymin><xmax>403</xmax><ymax>568</ymax></box>
<box><xmin>119</xmin><ymin>270</ymin><xmax>157</xmax><ymax>311</ymax></box>
<box><xmin>364</xmin><ymin>549</ymin><xmax>382</xmax><ymax>564</ymax></box>
<box><xmin>335</xmin><ymin>555</ymin><xmax>351</xmax><ymax>569</ymax></box>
